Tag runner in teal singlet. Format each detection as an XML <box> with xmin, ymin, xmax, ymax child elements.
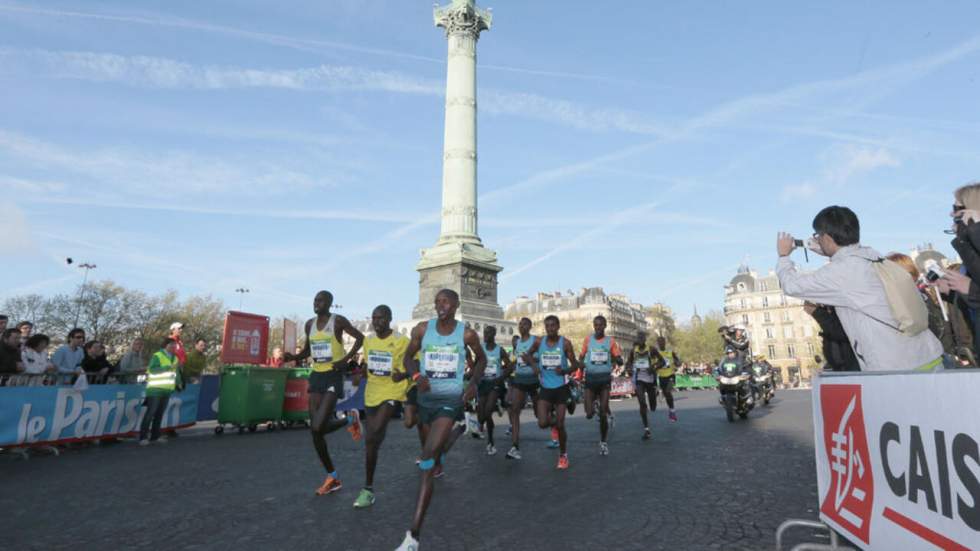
<box><xmin>397</xmin><ymin>289</ymin><xmax>485</xmax><ymax>551</ymax></box>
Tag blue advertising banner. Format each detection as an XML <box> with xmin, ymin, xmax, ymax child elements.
<box><xmin>1</xmin><ymin>384</ymin><xmax>200</xmax><ymax>447</ymax></box>
<box><xmin>197</xmin><ymin>375</ymin><xmax>220</xmax><ymax>421</ymax></box>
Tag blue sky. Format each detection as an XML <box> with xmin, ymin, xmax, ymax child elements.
<box><xmin>1</xmin><ymin>1</ymin><xmax>978</xmax><ymax>324</ymax></box>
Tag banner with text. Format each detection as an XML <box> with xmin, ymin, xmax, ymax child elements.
<box><xmin>811</xmin><ymin>371</ymin><xmax>979</xmax><ymax>551</ymax></box>
<box><xmin>2</xmin><ymin>384</ymin><xmax>201</xmax><ymax>447</ymax></box>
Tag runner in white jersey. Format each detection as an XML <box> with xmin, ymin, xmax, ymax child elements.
<box><xmin>627</xmin><ymin>331</ymin><xmax>656</xmax><ymax>440</ymax></box>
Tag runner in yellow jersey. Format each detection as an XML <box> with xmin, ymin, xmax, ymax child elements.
<box><xmin>653</xmin><ymin>335</ymin><xmax>681</xmax><ymax>422</ymax></box>
<box><xmin>284</xmin><ymin>290</ymin><xmax>364</xmax><ymax>496</ymax></box>
<box><xmin>352</xmin><ymin>305</ymin><xmax>409</xmax><ymax>509</ymax></box>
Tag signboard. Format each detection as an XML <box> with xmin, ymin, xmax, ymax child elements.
<box><xmin>3</xmin><ymin>384</ymin><xmax>200</xmax><ymax>447</ymax></box>
<box><xmin>220</xmin><ymin>311</ymin><xmax>270</xmax><ymax>365</ymax></box>
<box><xmin>283</xmin><ymin>319</ymin><xmax>298</xmax><ymax>356</ymax></box>
<box><xmin>611</xmin><ymin>376</ymin><xmax>634</xmax><ymax>398</ymax></box>
<box><xmin>812</xmin><ymin>371</ymin><xmax>979</xmax><ymax>551</ymax></box>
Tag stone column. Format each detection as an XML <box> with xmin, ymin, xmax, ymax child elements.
<box><xmin>434</xmin><ymin>0</ymin><xmax>491</xmax><ymax>246</ymax></box>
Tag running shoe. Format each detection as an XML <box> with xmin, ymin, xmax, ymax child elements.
<box><xmin>546</xmin><ymin>427</ymin><xmax>560</xmax><ymax>448</ymax></box>
<box><xmin>668</xmin><ymin>410</ymin><xmax>678</xmax><ymax>423</ymax></box>
<box><xmin>504</xmin><ymin>426</ymin><xmax>512</xmax><ymax>437</ymax></box>
<box><xmin>138</xmin><ymin>439</ymin><xmax>149</xmax><ymax>447</ymax></box>
<box><xmin>395</xmin><ymin>531</ymin><xmax>419</xmax><ymax>551</ymax></box>
<box><xmin>599</xmin><ymin>441</ymin><xmax>609</xmax><ymax>456</ymax></box>
<box><xmin>486</xmin><ymin>443</ymin><xmax>497</xmax><ymax>456</ymax></box>
<box><xmin>347</xmin><ymin>410</ymin><xmax>362</xmax><ymax>441</ymax></box>
<box><xmin>315</xmin><ymin>476</ymin><xmax>342</xmax><ymax>496</ymax></box>
<box><xmin>506</xmin><ymin>446</ymin><xmax>522</xmax><ymax>460</ymax></box>
<box><xmin>433</xmin><ymin>464</ymin><xmax>445</xmax><ymax>479</ymax></box>
<box><xmin>642</xmin><ymin>428</ymin><xmax>652</xmax><ymax>440</ymax></box>
<box><xmin>353</xmin><ymin>488</ymin><xmax>375</xmax><ymax>509</ymax></box>
<box><xmin>414</xmin><ymin>457</ymin><xmax>421</xmax><ymax>465</ymax></box>
<box><xmin>155</xmin><ymin>436</ymin><xmax>169</xmax><ymax>444</ymax></box>
<box><xmin>557</xmin><ymin>454</ymin><xmax>569</xmax><ymax>470</ymax></box>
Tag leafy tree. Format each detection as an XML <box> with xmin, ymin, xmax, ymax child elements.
<box><xmin>672</xmin><ymin>310</ymin><xmax>726</xmax><ymax>365</ymax></box>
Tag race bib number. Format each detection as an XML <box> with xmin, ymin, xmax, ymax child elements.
<box><xmin>424</xmin><ymin>345</ymin><xmax>459</xmax><ymax>379</ymax></box>
<box><xmin>541</xmin><ymin>351</ymin><xmax>562</xmax><ymax>370</ymax></box>
<box><xmin>484</xmin><ymin>357</ymin><xmax>499</xmax><ymax>378</ymax></box>
<box><xmin>311</xmin><ymin>342</ymin><xmax>333</xmax><ymax>363</ymax></box>
<box><xmin>367</xmin><ymin>350</ymin><xmax>393</xmax><ymax>376</ymax></box>
<box><xmin>635</xmin><ymin>358</ymin><xmax>650</xmax><ymax>370</ymax></box>
<box><xmin>590</xmin><ymin>348</ymin><xmax>609</xmax><ymax>365</ymax></box>
<box><xmin>722</xmin><ymin>363</ymin><xmax>738</xmax><ymax>375</ymax></box>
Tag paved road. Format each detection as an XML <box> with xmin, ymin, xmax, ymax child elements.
<box><xmin>2</xmin><ymin>389</ymin><xmax>824</xmax><ymax>550</ymax></box>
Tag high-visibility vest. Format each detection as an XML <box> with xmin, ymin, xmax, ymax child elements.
<box><xmin>147</xmin><ymin>350</ymin><xmax>177</xmax><ymax>392</ymax></box>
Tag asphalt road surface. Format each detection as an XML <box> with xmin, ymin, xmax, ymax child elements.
<box><xmin>2</xmin><ymin>389</ymin><xmax>826</xmax><ymax>550</ymax></box>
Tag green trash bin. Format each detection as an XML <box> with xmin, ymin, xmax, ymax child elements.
<box><xmin>215</xmin><ymin>365</ymin><xmax>288</xmax><ymax>434</ymax></box>
<box><xmin>282</xmin><ymin>367</ymin><xmax>311</xmax><ymax>425</ymax></box>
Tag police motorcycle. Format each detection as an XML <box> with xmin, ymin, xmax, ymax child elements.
<box><xmin>715</xmin><ymin>350</ymin><xmax>753</xmax><ymax>422</ymax></box>
<box><xmin>749</xmin><ymin>359</ymin><xmax>775</xmax><ymax>406</ymax></box>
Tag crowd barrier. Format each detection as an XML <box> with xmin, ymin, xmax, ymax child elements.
<box><xmin>797</xmin><ymin>369</ymin><xmax>980</xmax><ymax>550</ymax></box>
<box><xmin>0</xmin><ymin>380</ymin><xmax>201</xmax><ymax>448</ymax></box>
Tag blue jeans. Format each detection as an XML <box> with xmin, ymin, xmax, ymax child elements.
<box><xmin>139</xmin><ymin>395</ymin><xmax>171</xmax><ymax>441</ymax></box>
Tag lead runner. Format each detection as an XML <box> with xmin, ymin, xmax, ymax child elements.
<box><xmin>396</xmin><ymin>289</ymin><xmax>486</xmax><ymax>551</ymax></box>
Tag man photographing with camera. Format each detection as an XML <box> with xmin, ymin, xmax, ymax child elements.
<box><xmin>775</xmin><ymin>205</ymin><xmax>944</xmax><ymax>372</ymax></box>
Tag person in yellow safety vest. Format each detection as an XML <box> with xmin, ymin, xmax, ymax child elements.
<box><xmin>139</xmin><ymin>337</ymin><xmax>182</xmax><ymax>446</ymax></box>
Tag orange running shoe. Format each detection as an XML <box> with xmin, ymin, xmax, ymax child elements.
<box><xmin>347</xmin><ymin>410</ymin><xmax>362</xmax><ymax>442</ymax></box>
<box><xmin>557</xmin><ymin>454</ymin><xmax>569</xmax><ymax>470</ymax></box>
<box><xmin>316</xmin><ymin>476</ymin><xmax>342</xmax><ymax>496</ymax></box>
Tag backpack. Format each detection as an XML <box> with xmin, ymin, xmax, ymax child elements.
<box><xmin>868</xmin><ymin>258</ymin><xmax>929</xmax><ymax>336</ymax></box>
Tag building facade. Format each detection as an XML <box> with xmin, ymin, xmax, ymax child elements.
<box><xmin>504</xmin><ymin>288</ymin><xmax>650</xmax><ymax>351</ymax></box>
<box><xmin>724</xmin><ymin>265</ymin><xmax>823</xmax><ymax>385</ymax></box>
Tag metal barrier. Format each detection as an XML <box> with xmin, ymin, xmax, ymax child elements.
<box><xmin>776</xmin><ymin>519</ymin><xmax>856</xmax><ymax>551</ymax></box>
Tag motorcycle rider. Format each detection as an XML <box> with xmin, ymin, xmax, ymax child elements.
<box><xmin>715</xmin><ymin>346</ymin><xmax>751</xmax><ymax>405</ymax></box>
<box><xmin>748</xmin><ymin>355</ymin><xmax>774</xmax><ymax>403</ymax></box>
<box><xmin>722</xmin><ymin>326</ymin><xmax>752</xmax><ymax>366</ymax></box>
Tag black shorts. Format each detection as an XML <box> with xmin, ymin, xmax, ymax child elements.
<box><xmin>404</xmin><ymin>386</ymin><xmax>418</xmax><ymax>407</ymax></box>
<box><xmin>511</xmin><ymin>381</ymin><xmax>539</xmax><ymax>394</ymax></box>
<box><xmin>539</xmin><ymin>385</ymin><xmax>570</xmax><ymax>405</ymax></box>
<box><xmin>308</xmin><ymin>370</ymin><xmax>344</xmax><ymax>395</ymax></box>
<box><xmin>417</xmin><ymin>403</ymin><xmax>464</xmax><ymax>426</ymax></box>
<box><xmin>585</xmin><ymin>374</ymin><xmax>611</xmax><ymax>393</ymax></box>
<box><xmin>636</xmin><ymin>379</ymin><xmax>657</xmax><ymax>393</ymax></box>
<box><xmin>659</xmin><ymin>375</ymin><xmax>676</xmax><ymax>393</ymax></box>
<box><xmin>478</xmin><ymin>379</ymin><xmax>502</xmax><ymax>397</ymax></box>
<box><xmin>365</xmin><ymin>400</ymin><xmax>398</xmax><ymax>418</ymax></box>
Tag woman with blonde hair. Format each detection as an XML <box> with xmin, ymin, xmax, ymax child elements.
<box><xmin>948</xmin><ymin>181</ymin><xmax>980</xmax><ymax>362</ymax></box>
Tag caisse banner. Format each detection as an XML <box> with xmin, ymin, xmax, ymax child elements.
<box><xmin>811</xmin><ymin>371</ymin><xmax>979</xmax><ymax>551</ymax></box>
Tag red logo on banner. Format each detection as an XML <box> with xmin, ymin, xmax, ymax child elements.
<box><xmin>220</xmin><ymin>311</ymin><xmax>270</xmax><ymax>365</ymax></box>
<box><xmin>820</xmin><ymin>384</ymin><xmax>874</xmax><ymax>545</ymax></box>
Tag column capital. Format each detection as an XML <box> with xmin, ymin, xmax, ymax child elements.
<box><xmin>434</xmin><ymin>0</ymin><xmax>491</xmax><ymax>38</ymax></box>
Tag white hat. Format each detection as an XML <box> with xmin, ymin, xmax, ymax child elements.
<box><xmin>170</xmin><ymin>322</ymin><xmax>184</xmax><ymax>331</ymax></box>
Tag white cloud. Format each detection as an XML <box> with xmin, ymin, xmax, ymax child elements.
<box><xmin>0</xmin><ymin>130</ymin><xmax>328</xmax><ymax>197</ymax></box>
<box><xmin>0</xmin><ymin>48</ymin><xmax>667</xmax><ymax>137</ymax></box>
<box><xmin>0</xmin><ymin>201</ymin><xmax>34</xmax><ymax>253</ymax></box>
<box><xmin>826</xmin><ymin>146</ymin><xmax>900</xmax><ymax>184</ymax></box>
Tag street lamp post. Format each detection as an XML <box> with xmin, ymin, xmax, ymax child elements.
<box><xmin>235</xmin><ymin>288</ymin><xmax>250</xmax><ymax>310</ymax></box>
<box><xmin>71</xmin><ymin>261</ymin><xmax>97</xmax><ymax>328</ymax></box>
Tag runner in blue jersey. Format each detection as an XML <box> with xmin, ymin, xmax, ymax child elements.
<box><xmin>477</xmin><ymin>325</ymin><xmax>513</xmax><ymax>456</ymax></box>
<box><xmin>523</xmin><ymin>315</ymin><xmax>581</xmax><ymax>470</ymax></box>
<box><xmin>579</xmin><ymin>315</ymin><xmax>623</xmax><ymax>456</ymax></box>
<box><xmin>397</xmin><ymin>289</ymin><xmax>485</xmax><ymax>551</ymax></box>
<box><xmin>507</xmin><ymin>317</ymin><xmax>539</xmax><ymax>460</ymax></box>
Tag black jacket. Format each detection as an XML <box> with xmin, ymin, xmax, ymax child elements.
<box><xmin>810</xmin><ymin>306</ymin><xmax>860</xmax><ymax>372</ymax></box>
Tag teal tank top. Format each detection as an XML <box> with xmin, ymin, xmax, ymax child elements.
<box><xmin>584</xmin><ymin>334</ymin><xmax>613</xmax><ymax>376</ymax></box>
<box><xmin>482</xmin><ymin>344</ymin><xmax>502</xmax><ymax>380</ymax></box>
<box><xmin>419</xmin><ymin>319</ymin><xmax>467</xmax><ymax>407</ymax></box>
<box><xmin>539</xmin><ymin>336</ymin><xmax>567</xmax><ymax>389</ymax></box>
<box><xmin>513</xmin><ymin>336</ymin><xmax>539</xmax><ymax>384</ymax></box>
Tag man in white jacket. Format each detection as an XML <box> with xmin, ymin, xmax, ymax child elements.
<box><xmin>776</xmin><ymin>206</ymin><xmax>944</xmax><ymax>372</ymax></box>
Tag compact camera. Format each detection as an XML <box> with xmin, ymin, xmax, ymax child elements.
<box><xmin>923</xmin><ymin>259</ymin><xmax>945</xmax><ymax>283</ymax></box>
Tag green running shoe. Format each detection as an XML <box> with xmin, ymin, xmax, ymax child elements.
<box><xmin>353</xmin><ymin>488</ymin><xmax>375</xmax><ymax>509</ymax></box>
